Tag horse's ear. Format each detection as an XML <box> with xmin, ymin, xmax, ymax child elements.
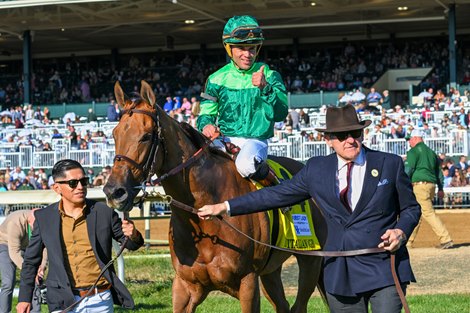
<box><xmin>114</xmin><ymin>81</ymin><xmax>127</xmax><ymax>107</ymax></box>
<box><xmin>140</xmin><ymin>80</ymin><xmax>156</xmax><ymax>107</ymax></box>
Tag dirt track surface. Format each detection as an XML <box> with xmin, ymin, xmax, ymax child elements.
<box><xmin>135</xmin><ymin>210</ymin><xmax>470</xmax><ymax>295</ymax></box>
<box><xmin>401</xmin><ymin>210</ymin><xmax>470</xmax><ymax>295</ymax></box>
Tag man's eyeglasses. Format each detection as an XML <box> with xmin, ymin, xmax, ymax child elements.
<box><xmin>329</xmin><ymin>130</ymin><xmax>363</xmax><ymax>142</ymax></box>
<box><xmin>55</xmin><ymin>177</ymin><xmax>89</xmax><ymax>188</ymax></box>
<box><xmin>225</xmin><ymin>27</ymin><xmax>263</xmax><ymax>41</ymax></box>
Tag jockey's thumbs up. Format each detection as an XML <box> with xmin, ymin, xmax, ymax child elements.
<box><xmin>253</xmin><ymin>65</ymin><xmax>267</xmax><ymax>90</ymax></box>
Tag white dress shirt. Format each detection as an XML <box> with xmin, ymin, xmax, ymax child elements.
<box><xmin>337</xmin><ymin>148</ymin><xmax>366</xmax><ymax>211</ymax></box>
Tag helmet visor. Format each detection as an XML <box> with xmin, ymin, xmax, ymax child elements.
<box><xmin>223</xmin><ymin>26</ymin><xmax>263</xmax><ymax>42</ymax></box>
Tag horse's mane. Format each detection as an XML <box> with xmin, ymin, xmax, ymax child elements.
<box><xmin>126</xmin><ymin>94</ymin><xmax>232</xmax><ymax>161</ymax></box>
<box><xmin>179</xmin><ymin>122</ymin><xmax>233</xmax><ymax>160</ymax></box>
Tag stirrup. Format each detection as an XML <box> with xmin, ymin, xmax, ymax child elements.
<box><xmin>256</xmin><ymin>169</ymin><xmax>280</xmax><ymax>187</ymax></box>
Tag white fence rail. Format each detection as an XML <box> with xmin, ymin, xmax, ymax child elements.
<box><xmin>1</xmin><ymin>126</ymin><xmax>469</xmax><ymax>170</ymax></box>
<box><xmin>1</xmin><ymin>186</ymin><xmax>468</xmax><ymax>220</ymax></box>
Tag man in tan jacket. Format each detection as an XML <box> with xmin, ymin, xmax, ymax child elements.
<box><xmin>0</xmin><ymin>209</ymin><xmax>45</xmax><ymax>313</ymax></box>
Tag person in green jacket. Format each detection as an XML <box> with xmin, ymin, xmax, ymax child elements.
<box><xmin>197</xmin><ymin>15</ymin><xmax>288</xmax><ymax>184</ymax></box>
<box><xmin>405</xmin><ymin>129</ymin><xmax>454</xmax><ymax>249</ymax></box>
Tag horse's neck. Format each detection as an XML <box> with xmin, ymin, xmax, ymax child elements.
<box><xmin>156</xmin><ymin>115</ymin><xmax>253</xmax><ymax>206</ymax></box>
<box><xmin>156</xmin><ymin>122</ymin><xmax>198</xmax><ymax>196</ymax></box>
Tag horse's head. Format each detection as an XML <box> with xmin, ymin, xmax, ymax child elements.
<box><xmin>103</xmin><ymin>80</ymin><xmax>164</xmax><ymax>212</ymax></box>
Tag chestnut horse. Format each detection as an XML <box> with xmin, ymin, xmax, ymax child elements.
<box><xmin>104</xmin><ymin>81</ymin><xmax>327</xmax><ymax>313</ymax></box>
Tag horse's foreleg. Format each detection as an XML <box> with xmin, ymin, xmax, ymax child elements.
<box><xmin>259</xmin><ymin>267</ymin><xmax>290</xmax><ymax>313</ymax></box>
<box><xmin>172</xmin><ymin>274</ymin><xmax>208</xmax><ymax>313</ymax></box>
<box><xmin>289</xmin><ymin>255</ymin><xmax>323</xmax><ymax>313</ymax></box>
<box><xmin>238</xmin><ymin>272</ymin><xmax>261</xmax><ymax>313</ymax></box>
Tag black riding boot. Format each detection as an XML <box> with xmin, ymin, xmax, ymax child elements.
<box><xmin>250</xmin><ymin>159</ymin><xmax>280</xmax><ymax>187</ymax></box>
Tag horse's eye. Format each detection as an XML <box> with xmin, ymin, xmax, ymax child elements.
<box><xmin>141</xmin><ymin>133</ymin><xmax>152</xmax><ymax>142</ymax></box>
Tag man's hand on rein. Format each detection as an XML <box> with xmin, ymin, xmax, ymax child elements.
<box><xmin>198</xmin><ymin>203</ymin><xmax>228</xmax><ymax>220</ymax></box>
<box><xmin>378</xmin><ymin>228</ymin><xmax>406</xmax><ymax>252</ymax></box>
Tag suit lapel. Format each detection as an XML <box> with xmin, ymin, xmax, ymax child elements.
<box><xmin>86</xmin><ymin>200</ymin><xmax>97</xmax><ymax>251</ymax></box>
<box><xmin>324</xmin><ymin>154</ymin><xmax>352</xmax><ymax>215</ymax></box>
<box><xmin>351</xmin><ymin>148</ymin><xmax>384</xmax><ymax>219</ymax></box>
<box><xmin>48</xmin><ymin>203</ymin><xmax>63</xmax><ymax>253</ymax></box>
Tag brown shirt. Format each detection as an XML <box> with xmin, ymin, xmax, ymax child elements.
<box><xmin>59</xmin><ymin>201</ymin><xmax>108</xmax><ymax>288</ymax></box>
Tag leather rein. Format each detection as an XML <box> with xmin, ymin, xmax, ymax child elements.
<box><xmin>114</xmin><ymin>107</ymin><xmax>214</xmax><ymax>208</ymax></box>
<box><xmin>112</xmin><ymin>107</ymin><xmax>410</xmax><ymax>313</ymax></box>
<box><xmin>165</xmin><ymin>196</ymin><xmax>410</xmax><ymax>313</ymax></box>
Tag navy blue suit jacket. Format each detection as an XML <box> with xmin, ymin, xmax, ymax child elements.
<box><xmin>18</xmin><ymin>199</ymin><xmax>144</xmax><ymax>311</ymax></box>
<box><xmin>229</xmin><ymin>148</ymin><xmax>421</xmax><ymax>296</ymax></box>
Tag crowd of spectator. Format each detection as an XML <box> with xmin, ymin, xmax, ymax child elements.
<box><xmin>0</xmin><ymin>164</ymin><xmax>113</xmax><ymax>195</ymax></box>
<box><xmin>2</xmin><ymin>38</ymin><xmax>470</xmax><ymax>198</ymax></box>
<box><xmin>2</xmin><ymin>81</ymin><xmax>470</xmax><ymax>152</ymax></box>
<box><xmin>1</xmin><ymin>100</ymin><xmax>470</xmax><ymax>205</ymax></box>
<box><xmin>0</xmin><ymin>38</ymin><xmax>469</xmax><ymax>109</ymax></box>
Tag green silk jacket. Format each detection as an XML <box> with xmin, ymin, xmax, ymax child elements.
<box><xmin>197</xmin><ymin>61</ymin><xmax>288</xmax><ymax>139</ymax></box>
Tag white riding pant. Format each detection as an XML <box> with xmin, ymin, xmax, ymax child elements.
<box><xmin>212</xmin><ymin>137</ymin><xmax>268</xmax><ymax>178</ymax></box>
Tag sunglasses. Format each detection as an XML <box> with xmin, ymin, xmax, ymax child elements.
<box><xmin>329</xmin><ymin>130</ymin><xmax>363</xmax><ymax>142</ymax></box>
<box><xmin>225</xmin><ymin>27</ymin><xmax>263</xmax><ymax>41</ymax></box>
<box><xmin>55</xmin><ymin>177</ymin><xmax>89</xmax><ymax>188</ymax></box>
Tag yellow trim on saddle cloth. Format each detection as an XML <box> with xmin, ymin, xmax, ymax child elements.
<box><xmin>252</xmin><ymin>159</ymin><xmax>321</xmax><ymax>251</ymax></box>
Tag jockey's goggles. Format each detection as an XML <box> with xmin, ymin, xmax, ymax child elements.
<box><xmin>223</xmin><ymin>26</ymin><xmax>263</xmax><ymax>42</ymax></box>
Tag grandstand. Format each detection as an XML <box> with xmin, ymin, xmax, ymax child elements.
<box><xmin>0</xmin><ymin>0</ymin><xmax>470</xmax><ymax>109</ymax></box>
<box><xmin>1</xmin><ymin>0</ymin><xmax>470</xmax><ymax>212</ymax></box>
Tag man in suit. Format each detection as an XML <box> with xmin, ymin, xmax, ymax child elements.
<box><xmin>198</xmin><ymin>104</ymin><xmax>421</xmax><ymax>313</ymax></box>
<box><xmin>17</xmin><ymin>159</ymin><xmax>144</xmax><ymax>313</ymax></box>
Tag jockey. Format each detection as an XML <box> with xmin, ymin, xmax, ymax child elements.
<box><xmin>197</xmin><ymin>15</ymin><xmax>288</xmax><ymax>185</ymax></box>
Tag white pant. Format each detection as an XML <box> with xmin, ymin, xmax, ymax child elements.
<box><xmin>52</xmin><ymin>290</ymin><xmax>113</xmax><ymax>313</ymax></box>
<box><xmin>213</xmin><ymin>137</ymin><xmax>268</xmax><ymax>177</ymax></box>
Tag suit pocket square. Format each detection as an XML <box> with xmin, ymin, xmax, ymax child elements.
<box><xmin>377</xmin><ymin>179</ymin><xmax>389</xmax><ymax>187</ymax></box>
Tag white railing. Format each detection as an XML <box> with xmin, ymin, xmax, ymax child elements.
<box><xmin>1</xmin><ymin>186</ymin><xmax>468</xmax><ymax>221</ymax></box>
<box><xmin>268</xmin><ymin>142</ymin><xmax>292</xmax><ymax>158</ymax></box>
<box><xmin>303</xmin><ymin>141</ymin><xmax>332</xmax><ymax>159</ymax></box>
<box><xmin>1</xmin><ymin>133</ymin><xmax>468</xmax><ymax>171</ymax></box>
<box><xmin>1</xmin><ymin>125</ymin><xmax>469</xmax><ymax>170</ymax></box>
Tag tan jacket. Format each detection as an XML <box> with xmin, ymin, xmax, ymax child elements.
<box><xmin>0</xmin><ymin>210</ymin><xmax>47</xmax><ymax>269</ymax></box>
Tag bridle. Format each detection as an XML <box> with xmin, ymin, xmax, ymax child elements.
<box><xmin>114</xmin><ymin>107</ymin><xmax>163</xmax><ymax>185</ymax></box>
<box><xmin>63</xmin><ymin>105</ymin><xmax>172</xmax><ymax>313</ymax></box>
<box><xmin>113</xmin><ymin>105</ymin><xmax>214</xmax><ymax>208</ymax></box>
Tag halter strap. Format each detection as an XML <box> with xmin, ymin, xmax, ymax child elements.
<box><xmin>120</xmin><ymin>108</ymin><xmax>159</xmax><ymax>125</ymax></box>
<box><xmin>114</xmin><ymin>108</ymin><xmax>162</xmax><ymax>182</ymax></box>
<box><xmin>113</xmin><ymin>107</ymin><xmax>216</xmax><ymax>208</ymax></box>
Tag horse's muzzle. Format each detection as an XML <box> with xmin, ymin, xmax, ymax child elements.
<box><xmin>103</xmin><ymin>182</ymin><xmax>134</xmax><ymax>212</ymax></box>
